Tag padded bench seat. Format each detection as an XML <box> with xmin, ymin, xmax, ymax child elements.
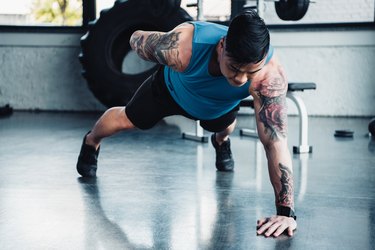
<box><xmin>240</xmin><ymin>82</ymin><xmax>317</xmax><ymax>107</ymax></box>
<box><xmin>288</xmin><ymin>82</ymin><xmax>316</xmax><ymax>91</ymax></box>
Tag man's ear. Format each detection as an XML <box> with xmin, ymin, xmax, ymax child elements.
<box><xmin>218</xmin><ymin>38</ymin><xmax>225</xmax><ymax>56</ymax></box>
<box><xmin>220</xmin><ymin>38</ymin><xmax>225</xmax><ymax>48</ymax></box>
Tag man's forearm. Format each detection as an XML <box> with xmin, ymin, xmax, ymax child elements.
<box><xmin>276</xmin><ymin>162</ymin><xmax>294</xmax><ymax>209</ymax></box>
<box><xmin>265</xmin><ymin>145</ymin><xmax>294</xmax><ymax>210</ymax></box>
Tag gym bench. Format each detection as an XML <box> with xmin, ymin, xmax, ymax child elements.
<box><xmin>182</xmin><ymin>82</ymin><xmax>316</xmax><ymax>154</ymax></box>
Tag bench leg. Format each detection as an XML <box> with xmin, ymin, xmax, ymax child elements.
<box><xmin>182</xmin><ymin>120</ymin><xmax>208</xmax><ymax>143</ymax></box>
<box><xmin>287</xmin><ymin>92</ymin><xmax>313</xmax><ymax>154</ymax></box>
<box><xmin>239</xmin><ymin>98</ymin><xmax>259</xmax><ymax>138</ymax></box>
<box><xmin>239</xmin><ymin>122</ymin><xmax>259</xmax><ymax>138</ymax></box>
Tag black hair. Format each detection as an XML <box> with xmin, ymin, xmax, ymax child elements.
<box><xmin>225</xmin><ymin>10</ymin><xmax>270</xmax><ymax>64</ymax></box>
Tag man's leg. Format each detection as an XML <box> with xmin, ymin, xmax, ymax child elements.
<box><xmin>86</xmin><ymin>107</ymin><xmax>135</xmax><ymax>150</ymax></box>
<box><xmin>77</xmin><ymin>66</ymin><xmax>180</xmax><ymax>177</ymax></box>
<box><xmin>201</xmin><ymin>106</ymin><xmax>239</xmax><ymax>172</ymax></box>
<box><xmin>210</xmin><ymin>119</ymin><xmax>236</xmax><ymax>172</ymax></box>
<box><xmin>213</xmin><ymin>119</ymin><xmax>236</xmax><ymax>145</ymax></box>
<box><xmin>77</xmin><ymin>107</ymin><xmax>135</xmax><ymax>177</ymax></box>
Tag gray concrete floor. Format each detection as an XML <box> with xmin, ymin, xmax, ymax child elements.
<box><xmin>0</xmin><ymin>111</ymin><xmax>374</xmax><ymax>250</ymax></box>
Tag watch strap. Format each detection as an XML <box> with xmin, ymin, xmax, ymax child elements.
<box><xmin>277</xmin><ymin>206</ymin><xmax>297</xmax><ymax>220</ymax></box>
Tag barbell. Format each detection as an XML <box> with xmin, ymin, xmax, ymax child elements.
<box><xmin>242</xmin><ymin>0</ymin><xmax>312</xmax><ymax>21</ymax></box>
<box><xmin>274</xmin><ymin>0</ymin><xmax>310</xmax><ymax>21</ymax></box>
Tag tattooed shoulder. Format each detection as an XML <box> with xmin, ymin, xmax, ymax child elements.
<box><xmin>148</xmin><ymin>31</ymin><xmax>183</xmax><ymax>70</ymax></box>
<box><xmin>256</xmin><ymin>71</ymin><xmax>287</xmax><ymax>98</ymax></box>
<box><xmin>129</xmin><ymin>30</ymin><xmax>184</xmax><ymax>71</ymax></box>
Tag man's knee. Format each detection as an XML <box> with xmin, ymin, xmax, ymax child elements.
<box><xmin>124</xmin><ymin>106</ymin><xmax>160</xmax><ymax>130</ymax></box>
<box><xmin>108</xmin><ymin>107</ymin><xmax>135</xmax><ymax>130</ymax></box>
<box><xmin>200</xmin><ymin>118</ymin><xmax>237</xmax><ymax>133</ymax></box>
<box><xmin>200</xmin><ymin>121</ymin><xmax>228</xmax><ymax>133</ymax></box>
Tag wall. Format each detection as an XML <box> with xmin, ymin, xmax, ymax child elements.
<box><xmin>0</xmin><ymin>29</ymin><xmax>374</xmax><ymax>116</ymax></box>
<box><xmin>0</xmin><ymin>32</ymin><xmax>105</xmax><ymax>111</ymax></box>
<box><xmin>272</xmin><ymin>29</ymin><xmax>375</xmax><ymax>116</ymax></box>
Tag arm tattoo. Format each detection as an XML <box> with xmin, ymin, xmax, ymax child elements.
<box><xmin>256</xmin><ymin>77</ymin><xmax>287</xmax><ymax>140</ymax></box>
<box><xmin>130</xmin><ymin>31</ymin><xmax>183</xmax><ymax>70</ymax></box>
<box><xmin>278</xmin><ymin>163</ymin><xmax>294</xmax><ymax>207</ymax></box>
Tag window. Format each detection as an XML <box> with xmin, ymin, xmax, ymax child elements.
<box><xmin>181</xmin><ymin>0</ymin><xmax>231</xmax><ymax>21</ymax></box>
<box><xmin>96</xmin><ymin>0</ymin><xmax>116</xmax><ymax>17</ymax></box>
<box><xmin>0</xmin><ymin>0</ymin><xmax>82</xmax><ymax>26</ymax></box>
<box><xmin>262</xmin><ymin>0</ymin><xmax>375</xmax><ymax>25</ymax></box>
<box><xmin>1</xmin><ymin>0</ymin><xmax>374</xmax><ymax>27</ymax></box>
<box><xmin>180</xmin><ymin>0</ymin><xmax>375</xmax><ymax>25</ymax></box>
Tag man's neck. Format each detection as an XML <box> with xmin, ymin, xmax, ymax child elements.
<box><xmin>208</xmin><ymin>44</ymin><xmax>222</xmax><ymax>76</ymax></box>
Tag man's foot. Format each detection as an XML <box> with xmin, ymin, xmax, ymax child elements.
<box><xmin>211</xmin><ymin>133</ymin><xmax>234</xmax><ymax>172</ymax></box>
<box><xmin>76</xmin><ymin>132</ymin><xmax>100</xmax><ymax>177</ymax></box>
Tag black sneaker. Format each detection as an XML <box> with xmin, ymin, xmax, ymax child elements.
<box><xmin>211</xmin><ymin>133</ymin><xmax>234</xmax><ymax>172</ymax></box>
<box><xmin>76</xmin><ymin>132</ymin><xmax>100</xmax><ymax>178</ymax></box>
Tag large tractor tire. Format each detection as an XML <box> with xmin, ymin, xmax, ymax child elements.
<box><xmin>79</xmin><ymin>0</ymin><xmax>192</xmax><ymax>107</ymax></box>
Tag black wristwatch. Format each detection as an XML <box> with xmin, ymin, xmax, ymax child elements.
<box><xmin>277</xmin><ymin>206</ymin><xmax>297</xmax><ymax>220</ymax></box>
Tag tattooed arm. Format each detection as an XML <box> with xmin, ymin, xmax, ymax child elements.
<box><xmin>250</xmin><ymin>62</ymin><xmax>297</xmax><ymax>237</ymax></box>
<box><xmin>129</xmin><ymin>23</ymin><xmax>192</xmax><ymax>72</ymax></box>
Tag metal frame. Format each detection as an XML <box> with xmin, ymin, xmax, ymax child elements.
<box><xmin>287</xmin><ymin>91</ymin><xmax>313</xmax><ymax>153</ymax></box>
<box><xmin>182</xmin><ymin>121</ymin><xmax>208</xmax><ymax>143</ymax></box>
<box><xmin>239</xmin><ymin>88</ymin><xmax>314</xmax><ymax>154</ymax></box>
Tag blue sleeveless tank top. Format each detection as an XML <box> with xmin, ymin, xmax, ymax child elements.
<box><xmin>164</xmin><ymin>21</ymin><xmax>273</xmax><ymax>120</ymax></box>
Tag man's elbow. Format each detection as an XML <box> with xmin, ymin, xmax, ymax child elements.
<box><xmin>129</xmin><ymin>30</ymin><xmax>142</xmax><ymax>50</ymax></box>
<box><xmin>261</xmin><ymin>137</ymin><xmax>288</xmax><ymax>154</ymax></box>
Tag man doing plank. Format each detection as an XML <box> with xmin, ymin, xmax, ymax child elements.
<box><xmin>77</xmin><ymin>10</ymin><xmax>297</xmax><ymax>237</ymax></box>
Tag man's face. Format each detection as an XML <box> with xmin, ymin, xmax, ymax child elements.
<box><xmin>218</xmin><ymin>39</ymin><xmax>266</xmax><ymax>87</ymax></box>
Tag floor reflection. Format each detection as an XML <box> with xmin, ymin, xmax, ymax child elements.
<box><xmin>78</xmin><ymin>166</ymin><xmax>248</xmax><ymax>249</ymax></box>
<box><xmin>207</xmin><ymin>172</ymin><xmax>236</xmax><ymax>249</ymax></box>
<box><xmin>78</xmin><ymin>177</ymin><xmax>152</xmax><ymax>250</ymax></box>
<box><xmin>368</xmin><ymin>137</ymin><xmax>375</xmax><ymax>153</ymax></box>
<box><xmin>294</xmin><ymin>153</ymin><xmax>310</xmax><ymax>203</ymax></box>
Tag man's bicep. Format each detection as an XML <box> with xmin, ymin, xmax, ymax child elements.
<box><xmin>251</xmin><ymin>75</ymin><xmax>288</xmax><ymax>143</ymax></box>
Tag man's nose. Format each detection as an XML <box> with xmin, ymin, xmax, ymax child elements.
<box><xmin>234</xmin><ymin>72</ymin><xmax>248</xmax><ymax>85</ymax></box>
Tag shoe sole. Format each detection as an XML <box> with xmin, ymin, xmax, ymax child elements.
<box><xmin>77</xmin><ymin>162</ymin><xmax>97</xmax><ymax>178</ymax></box>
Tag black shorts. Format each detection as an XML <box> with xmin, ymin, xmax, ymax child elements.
<box><xmin>125</xmin><ymin>66</ymin><xmax>239</xmax><ymax>132</ymax></box>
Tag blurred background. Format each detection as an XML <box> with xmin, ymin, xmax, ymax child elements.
<box><xmin>0</xmin><ymin>0</ymin><xmax>374</xmax><ymax>116</ymax></box>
